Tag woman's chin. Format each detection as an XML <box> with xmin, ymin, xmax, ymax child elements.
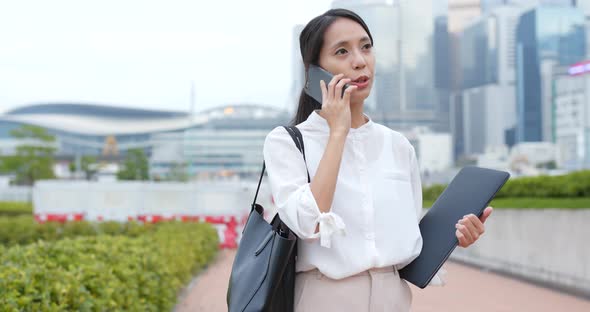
<box><xmin>351</xmin><ymin>90</ymin><xmax>371</xmax><ymax>104</ymax></box>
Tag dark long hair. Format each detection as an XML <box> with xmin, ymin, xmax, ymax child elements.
<box><xmin>290</xmin><ymin>8</ymin><xmax>374</xmax><ymax>126</ymax></box>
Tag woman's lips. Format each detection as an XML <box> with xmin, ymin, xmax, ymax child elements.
<box><xmin>349</xmin><ymin>78</ymin><xmax>370</xmax><ymax>90</ymax></box>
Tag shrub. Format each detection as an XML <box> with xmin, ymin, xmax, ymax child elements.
<box><xmin>0</xmin><ymin>218</ymin><xmax>158</xmax><ymax>248</ymax></box>
<box><xmin>0</xmin><ymin>201</ymin><xmax>32</xmax><ymax>216</ymax></box>
<box><xmin>0</xmin><ymin>222</ymin><xmax>218</xmax><ymax>311</ymax></box>
<box><xmin>423</xmin><ymin>170</ymin><xmax>590</xmax><ymax>199</ymax></box>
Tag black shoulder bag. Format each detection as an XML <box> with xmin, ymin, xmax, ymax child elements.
<box><xmin>226</xmin><ymin>125</ymin><xmax>310</xmax><ymax>312</ymax></box>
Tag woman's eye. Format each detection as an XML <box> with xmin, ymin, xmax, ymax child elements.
<box><xmin>335</xmin><ymin>48</ymin><xmax>347</xmax><ymax>55</ymax></box>
<box><xmin>363</xmin><ymin>43</ymin><xmax>372</xmax><ymax>50</ymax></box>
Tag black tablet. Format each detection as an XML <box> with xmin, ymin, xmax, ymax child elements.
<box><xmin>399</xmin><ymin>166</ymin><xmax>510</xmax><ymax>288</ymax></box>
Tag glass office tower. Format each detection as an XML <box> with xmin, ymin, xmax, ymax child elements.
<box><xmin>516</xmin><ymin>6</ymin><xmax>585</xmax><ymax>142</ymax></box>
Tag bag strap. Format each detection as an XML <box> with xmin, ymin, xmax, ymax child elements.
<box><xmin>251</xmin><ymin>126</ymin><xmax>310</xmax><ymax>210</ymax></box>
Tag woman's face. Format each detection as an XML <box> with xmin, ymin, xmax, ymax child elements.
<box><xmin>318</xmin><ymin>18</ymin><xmax>375</xmax><ymax>105</ymax></box>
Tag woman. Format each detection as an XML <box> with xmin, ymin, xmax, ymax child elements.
<box><xmin>262</xmin><ymin>8</ymin><xmax>493</xmax><ymax>312</ymax></box>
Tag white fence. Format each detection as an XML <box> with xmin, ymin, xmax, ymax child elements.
<box><xmin>33</xmin><ymin>180</ymin><xmax>276</xmax><ymax>222</ymax></box>
<box><xmin>0</xmin><ymin>186</ymin><xmax>32</xmax><ymax>202</ymax></box>
<box><xmin>33</xmin><ymin>180</ymin><xmax>277</xmax><ymax>248</ymax></box>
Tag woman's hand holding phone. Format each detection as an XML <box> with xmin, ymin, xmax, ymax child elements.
<box><xmin>319</xmin><ymin>74</ymin><xmax>357</xmax><ymax>137</ymax></box>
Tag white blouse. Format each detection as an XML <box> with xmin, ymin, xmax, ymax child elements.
<box><xmin>263</xmin><ymin>109</ymin><xmax>445</xmax><ymax>286</ymax></box>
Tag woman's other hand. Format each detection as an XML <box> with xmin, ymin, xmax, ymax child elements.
<box><xmin>455</xmin><ymin>206</ymin><xmax>493</xmax><ymax>248</ymax></box>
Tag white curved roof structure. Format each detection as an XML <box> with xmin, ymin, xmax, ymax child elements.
<box><xmin>1</xmin><ymin>103</ymin><xmax>287</xmax><ymax>136</ymax></box>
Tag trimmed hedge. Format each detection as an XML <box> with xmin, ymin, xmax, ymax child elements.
<box><xmin>423</xmin><ymin>197</ymin><xmax>590</xmax><ymax>209</ymax></box>
<box><xmin>0</xmin><ymin>222</ymin><xmax>218</xmax><ymax>311</ymax></box>
<box><xmin>0</xmin><ymin>202</ymin><xmax>32</xmax><ymax>216</ymax></box>
<box><xmin>0</xmin><ymin>217</ymin><xmax>154</xmax><ymax>247</ymax></box>
<box><xmin>423</xmin><ymin>170</ymin><xmax>590</xmax><ymax>201</ymax></box>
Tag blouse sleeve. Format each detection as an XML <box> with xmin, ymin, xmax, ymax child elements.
<box><xmin>262</xmin><ymin>126</ymin><xmax>346</xmax><ymax>248</ymax></box>
<box><xmin>409</xmin><ymin>143</ymin><xmax>447</xmax><ymax>286</ymax></box>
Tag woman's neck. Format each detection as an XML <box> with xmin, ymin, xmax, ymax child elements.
<box><xmin>350</xmin><ymin>102</ymin><xmax>367</xmax><ymax>129</ymax></box>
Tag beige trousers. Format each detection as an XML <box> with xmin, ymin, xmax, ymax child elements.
<box><xmin>294</xmin><ymin>266</ymin><xmax>413</xmax><ymax>312</ymax></box>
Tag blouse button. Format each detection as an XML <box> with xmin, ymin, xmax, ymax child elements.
<box><xmin>365</xmin><ymin>233</ymin><xmax>375</xmax><ymax>240</ymax></box>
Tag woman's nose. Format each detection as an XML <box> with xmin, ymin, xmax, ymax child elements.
<box><xmin>351</xmin><ymin>51</ymin><xmax>367</xmax><ymax>70</ymax></box>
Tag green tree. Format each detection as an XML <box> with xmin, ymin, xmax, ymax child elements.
<box><xmin>536</xmin><ymin>160</ymin><xmax>557</xmax><ymax>170</ymax></box>
<box><xmin>68</xmin><ymin>155</ymin><xmax>98</xmax><ymax>180</ymax></box>
<box><xmin>0</xmin><ymin>125</ymin><xmax>56</xmax><ymax>185</ymax></box>
<box><xmin>167</xmin><ymin>162</ymin><xmax>189</xmax><ymax>182</ymax></box>
<box><xmin>117</xmin><ymin>148</ymin><xmax>149</xmax><ymax>180</ymax></box>
<box><xmin>81</xmin><ymin>155</ymin><xmax>98</xmax><ymax>180</ymax></box>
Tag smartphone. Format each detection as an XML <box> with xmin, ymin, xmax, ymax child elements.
<box><xmin>304</xmin><ymin>65</ymin><xmax>349</xmax><ymax>104</ymax></box>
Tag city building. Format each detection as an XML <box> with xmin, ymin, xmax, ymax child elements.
<box><xmin>149</xmin><ymin>104</ymin><xmax>290</xmax><ymax>179</ymax></box>
<box><xmin>476</xmin><ymin>141</ymin><xmax>561</xmax><ymax>174</ymax></box>
<box><xmin>449</xmin><ymin>0</ymin><xmax>482</xmax><ymax>33</ymax></box>
<box><xmin>434</xmin><ymin>15</ymin><xmax>453</xmax><ymax>135</ymax></box>
<box><xmin>509</xmin><ymin>141</ymin><xmax>560</xmax><ymax>173</ymax></box>
<box><xmin>447</xmin><ymin>1</ymin><xmax>483</xmax><ymax>163</ymax></box>
<box><xmin>476</xmin><ymin>144</ymin><xmax>511</xmax><ymax>170</ymax></box>
<box><xmin>402</xmin><ymin>127</ymin><xmax>453</xmax><ymax>174</ymax></box>
<box><xmin>552</xmin><ymin>61</ymin><xmax>590</xmax><ymax>169</ymax></box>
<box><xmin>577</xmin><ymin>0</ymin><xmax>590</xmax><ymax>16</ymax></box>
<box><xmin>0</xmin><ymin>103</ymin><xmax>291</xmax><ymax>179</ymax></box>
<box><xmin>482</xmin><ymin>0</ymin><xmax>574</xmax><ymax>12</ymax></box>
<box><xmin>515</xmin><ymin>5</ymin><xmax>586</xmax><ymax>143</ymax></box>
<box><xmin>0</xmin><ymin>103</ymin><xmax>193</xmax><ymax>157</ymax></box>
<box><xmin>452</xmin><ymin>6</ymin><xmax>520</xmax><ymax>158</ymax></box>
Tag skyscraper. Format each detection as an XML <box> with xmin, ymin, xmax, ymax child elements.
<box><xmin>577</xmin><ymin>0</ymin><xmax>590</xmax><ymax>16</ymax></box>
<box><xmin>396</xmin><ymin>1</ymin><xmax>437</xmax><ymax>112</ymax></box>
<box><xmin>482</xmin><ymin>0</ymin><xmax>574</xmax><ymax>12</ymax></box>
<box><xmin>516</xmin><ymin>6</ymin><xmax>586</xmax><ymax>143</ymax></box>
<box><xmin>447</xmin><ymin>0</ymin><xmax>482</xmax><ymax>161</ymax></box>
<box><xmin>448</xmin><ymin>0</ymin><xmax>482</xmax><ymax>33</ymax></box>
<box><xmin>434</xmin><ymin>16</ymin><xmax>452</xmax><ymax>91</ymax></box>
<box><xmin>455</xmin><ymin>6</ymin><xmax>520</xmax><ymax>156</ymax></box>
<box><xmin>553</xmin><ymin>62</ymin><xmax>590</xmax><ymax>169</ymax></box>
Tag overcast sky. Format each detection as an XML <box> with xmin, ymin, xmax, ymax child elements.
<box><xmin>0</xmin><ymin>0</ymin><xmax>335</xmax><ymax>115</ymax></box>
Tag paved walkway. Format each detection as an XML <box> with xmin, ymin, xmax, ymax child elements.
<box><xmin>175</xmin><ymin>249</ymin><xmax>590</xmax><ymax>312</ymax></box>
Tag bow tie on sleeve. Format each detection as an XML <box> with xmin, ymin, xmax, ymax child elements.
<box><xmin>315</xmin><ymin>212</ymin><xmax>346</xmax><ymax>248</ymax></box>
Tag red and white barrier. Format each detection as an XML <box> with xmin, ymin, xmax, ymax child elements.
<box><xmin>32</xmin><ymin>180</ymin><xmax>277</xmax><ymax>249</ymax></box>
<box><xmin>34</xmin><ymin>213</ymin><xmax>84</xmax><ymax>223</ymax></box>
<box><xmin>34</xmin><ymin>212</ymin><xmax>249</xmax><ymax>249</ymax></box>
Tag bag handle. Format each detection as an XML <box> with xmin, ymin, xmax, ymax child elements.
<box><xmin>251</xmin><ymin>126</ymin><xmax>310</xmax><ymax>210</ymax></box>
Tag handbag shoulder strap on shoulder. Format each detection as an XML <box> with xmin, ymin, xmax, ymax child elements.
<box><xmin>251</xmin><ymin>126</ymin><xmax>310</xmax><ymax>209</ymax></box>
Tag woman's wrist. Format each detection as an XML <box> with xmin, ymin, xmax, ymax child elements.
<box><xmin>329</xmin><ymin>130</ymin><xmax>348</xmax><ymax>140</ymax></box>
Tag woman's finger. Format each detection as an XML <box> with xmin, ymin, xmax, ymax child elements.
<box><xmin>342</xmin><ymin>85</ymin><xmax>357</xmax><ymax>104</ymax></box>
<box><xmin>320</xmin><ymin>80</ymin><xmax>328</xmax><ymax>106</ymax></box>
<box><xmin>466</xmin><ymin>214</ymin><xmax>484</xmax><ymax>234</ymax></box>
<box><xmin>327</xmin><ymin>74</ymin><xmax>343</xmax><ymax>102</ymax></box>
<box><xmin>456</xmin><ymin>230</ymin><xmax>468</xmax><ymax>247</ymax></box>
<box><xmin>480</xmin><ymin>207</ymin><xmax>493</xmax><ymax>223</ymax></box>
<box><xmin>460</xmin><ymin>215</ymin><xmax>482</xmax><ymax>238</ymax></box>
<box><xmin>456</xmin><ymin>222</ymin><xmax>474</xmax><ymax>243</ymax></box>
<box><xmin>335</xmin><ymin>78</ymin><xmax>351</xmax><ymax>102</ymax></box>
